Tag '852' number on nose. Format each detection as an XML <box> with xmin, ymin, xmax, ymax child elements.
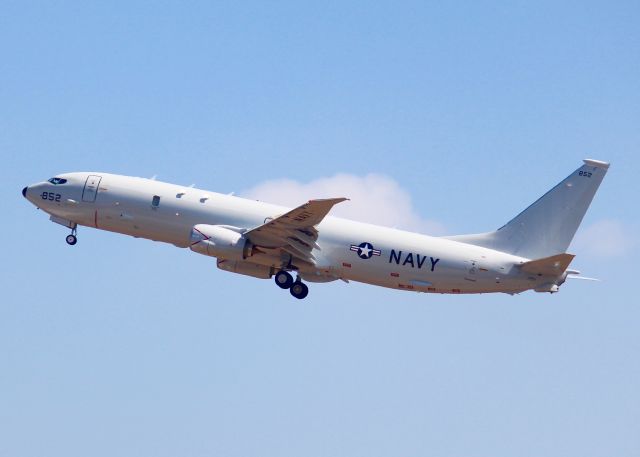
<box><xmin>41</xmin><ymin>192</ymin><xmax>61</xmax><ymax>202</ymax></box>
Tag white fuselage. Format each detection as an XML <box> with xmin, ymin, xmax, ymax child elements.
<box><xmin>24</xmin><ymin>172</ymin><xmax>551</xmax><ymax>295</ymax></box>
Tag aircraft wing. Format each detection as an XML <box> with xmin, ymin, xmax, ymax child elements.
<box><xmin>244</xmin><ymin>198</ymin><xmax>348</xmax><ymax>264</ymax></box>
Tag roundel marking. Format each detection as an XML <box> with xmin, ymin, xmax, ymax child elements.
<box><xmin>349</xmin><ymin>242</ymin><xmax>382</xmax><ymax>260</ymax></box>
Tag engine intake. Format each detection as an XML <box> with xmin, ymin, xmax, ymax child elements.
<box><xmin>189</xmin><ymin>224</ymin><xmax>252</xmax><ymax>261</ymax></box>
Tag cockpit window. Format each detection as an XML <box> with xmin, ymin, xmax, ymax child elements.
<box><xmin>48</xmin><ymin>177</ymin><xmax>67</xmax><ymax>185</ymax></box>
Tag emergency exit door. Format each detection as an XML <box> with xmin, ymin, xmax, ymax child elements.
<box><xmin>82</xmin><ymin>175</ymin><xmax>102</xmax><ymax>202</ymax></box>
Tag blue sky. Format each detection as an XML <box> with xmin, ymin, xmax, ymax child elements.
<box><xmin>2</xmin><ymin>1</ymin><xmax>639</xmax><ymax>456</ymax></box>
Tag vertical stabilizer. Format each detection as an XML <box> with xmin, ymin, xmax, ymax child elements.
<box><xmin>444</xmin><ymin>159</ymin><xmax>609</xmax><ymax>259</ymax></box>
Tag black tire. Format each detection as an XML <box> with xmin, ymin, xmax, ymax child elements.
<box><xmin>290</xmin><ymin>281</ymin><xmax>309</xmax><ymax>299</ymax></box>
<box><xmin>66</xmin><ymin>234</ymin><xmax>77</xmax><ymax>245</ymax></box>
<box><xmin>274</xmin><ymin>271</ymin><xmax>294</xmax><ymax>289</ymax></box>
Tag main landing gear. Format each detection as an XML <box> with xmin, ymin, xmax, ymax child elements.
<box><xmin>274</xmin><ymin>270</ymin><xmax>309</xmax><ymax>299</ymax></box>
<box><xmin>66</xmin><ymin>226</ymin><xmax>78</xmax><ymax>245</ymax></box>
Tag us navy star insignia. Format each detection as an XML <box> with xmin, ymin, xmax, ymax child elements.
<box><xmin>350</xmin><ymin>242</ymin><xmax>382</xmax><ymax>260</ymax></box>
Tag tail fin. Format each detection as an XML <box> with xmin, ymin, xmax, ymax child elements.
<box><xmin>445</xmin><ymin>159</ymin><xmax>609</xmax><ymax>259</ymax></box>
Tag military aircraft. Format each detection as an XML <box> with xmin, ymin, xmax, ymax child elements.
<box><xmin>22</xmin><ymin>159</ymin><xmax>609</xmax><ymax>299</ymax></box>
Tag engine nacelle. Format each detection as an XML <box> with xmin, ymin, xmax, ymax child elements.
<box><xmin>189</xmin><ymin>224</ymin><xmax>252</xmax><ymax>261</ymax></box>
<box><xmin>217</xmin><ymin>259</ymin><xmax>274</xmax><ymax>279</ymax></box>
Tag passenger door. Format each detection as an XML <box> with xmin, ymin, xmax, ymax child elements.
<box><xmin>82</xmin><ymin>175</ymin><xmax>102</xmax><ymax>202</ymax></box>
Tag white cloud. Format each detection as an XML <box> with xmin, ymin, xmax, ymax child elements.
<box><xmin>241</xmin><ymin>173</ymin><xmax>446</xmax><ymax>234</ymax></box>
<box><xmin>573</xmin><ymin>219</ymin><xmax>637</xmax><ymax>258</ymax></box>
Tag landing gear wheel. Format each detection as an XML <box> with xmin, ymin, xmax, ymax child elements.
<box><xmin>290</xmin><ymin>281</ymin><xmax>309</xmax><ymax>300</ymax></box>
<box><xmin>66</xmin><ymin>234</ymin><xmax>77</xmax><ymax>245</ymax></box>
<box><xmin>274</xmin><ymin>270</ymin><xmax>294</xmax><ymax>289</ymax></box>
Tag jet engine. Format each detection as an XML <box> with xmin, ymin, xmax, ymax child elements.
<box><xmin>189</xmin><ymin>224</ymin><xmax>253</xmax><ymax>261</ymax></box>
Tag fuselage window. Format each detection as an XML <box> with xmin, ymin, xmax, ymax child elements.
<box><xmin>48</xmin><ymin>177</ymin><xmax>67</xmax><ymax>185</ymax></box>
<box><xmin>152</xmin><ymin>195</ymin><xmax>161</xmax><ymax>207</ymax></box>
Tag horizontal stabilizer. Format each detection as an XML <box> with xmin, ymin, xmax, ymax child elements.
<box><xmin>519</xmin><ymin>253</ymin><xmax>575</xmax><ymax>276</ymax></box>
<box><xmin>567</xmin><ymin>274</ymin><xmax>600</xmax><ymax>281</ymax></box>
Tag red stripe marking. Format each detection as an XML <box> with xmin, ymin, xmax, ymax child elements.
<box><xmin>190</xmin><ymin>227</ymin><xmax>211</xmax><ymax>246</ymax></box>
<box><xmin>342</xmin><ymin>262</ymin><xmax>352</xmax><ymax>268</ymax></box>
<box><xmin>390</xmin><ymin>272</ymin><xmax>399</xmax><ymax>277</ymax></box>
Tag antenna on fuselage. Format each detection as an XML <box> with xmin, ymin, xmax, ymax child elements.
<box><xmin>150</xmin><ymin>174</ymin><xmax>158</xmax><ymax>180</ymax></box>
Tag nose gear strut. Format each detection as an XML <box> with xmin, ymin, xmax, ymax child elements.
<box><xmin>66</xmin><ymin>225</ymin><xmax>78</xmax><ymax>245</ymax></box>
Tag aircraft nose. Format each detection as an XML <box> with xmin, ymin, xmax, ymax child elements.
<box><xmin>22</xmin><ymin>186</ymin><xmax>28</xmax><ymax>198</ymax></box>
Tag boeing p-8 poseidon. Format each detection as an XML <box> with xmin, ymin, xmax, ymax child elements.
<box><xmin>22</xmin><ymin>159</ymin><xmax>609</xmax><ymax>299</ymax></box>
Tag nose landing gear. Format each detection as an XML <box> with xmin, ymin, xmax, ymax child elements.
<box><xmin>66</xmin><ymin>226</ymin><xmax>78</xmax><ymax>245</ymax></box>
<box><xmin>273</xmin><ymin>270</ymin><xmax>309</xmax><ymax>299</ymax></box>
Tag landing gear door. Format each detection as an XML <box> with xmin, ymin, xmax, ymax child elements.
<box><xmin>82</xmin><ymin>175</ymin><xmax>102</xmax><ymax>202</ymax></box>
